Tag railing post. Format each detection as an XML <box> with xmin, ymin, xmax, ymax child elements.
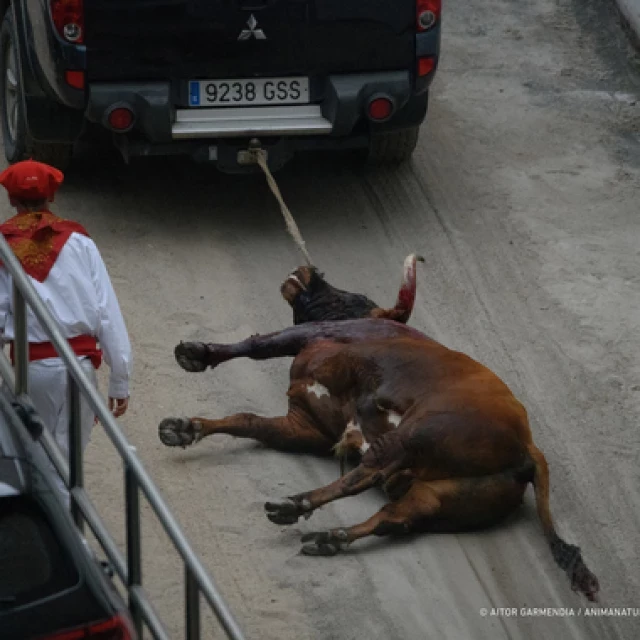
<box><xmin>12</xmin><ymin>283</ymin><xmax>28</xmax><ymax>395</ymax></box>
<box><xmin>68</xmin><ymin>373</ymin><xmax>84</xmax><ymax>530</ymax></box>
<box><xmin>125</xmin><ymin>452</ymin><xmax>143</xmax><ymax>638</ymax></box>
<box><xmin>186</xmin><ymin>568</ymin><xmax>201</xmax><ymax>640</ymax></box>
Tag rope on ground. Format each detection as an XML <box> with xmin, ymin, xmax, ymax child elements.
<box><xmin>254</xmin><ymin>149</ymin><xmax>314</xmax><ymax>267</ymax></box>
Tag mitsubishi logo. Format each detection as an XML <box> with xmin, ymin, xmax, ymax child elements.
<box><xmin>238</xmin><ymin>14</ymin><xmax>266</xmax><ymax>41</ymax></box>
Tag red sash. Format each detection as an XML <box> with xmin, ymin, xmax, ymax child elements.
<box><xmin>0</xmin><ymin>211</ymin><xmax>90</xmax><ymax>282</ymax></box>
<box><xmin>9</xmin><ymin>334</ymin><xmax>103</xmax><ymax>369</ymax></box>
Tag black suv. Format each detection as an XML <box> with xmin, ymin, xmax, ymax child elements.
<box><xmin>0</xmin><ymin>0</ymin><xmax>441</xmax><ymax>173</ymax></box>
<box><xmin>0</xmin><ymin>386</ymin><xmax>137</xmax><ymax>640</ymax></box>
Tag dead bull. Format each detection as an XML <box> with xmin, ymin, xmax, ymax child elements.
<box><xmin>158</xmin><ymin>263</ymin><xmax>599</xmax><ymax>602</ymax></box>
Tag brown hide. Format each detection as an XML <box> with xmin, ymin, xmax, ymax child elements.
<box><xmin>160</xmin><ymin>318</ymin><xmax>599</xmax><ymax>603</ymax></box>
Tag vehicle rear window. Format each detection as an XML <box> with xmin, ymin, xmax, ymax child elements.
<box><xmin>0</xmin><ymin>496</ymin><xmax>79</xmax><ymax>609</ymax></box>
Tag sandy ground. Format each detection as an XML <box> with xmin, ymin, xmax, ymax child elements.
<box><xmin>2</xmin><ymin>0</ymin><xmax>640</xmax><ymax>638</ymax></box>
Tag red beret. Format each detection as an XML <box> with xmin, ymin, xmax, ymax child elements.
<box><xmin>0</xmin><ymin>160</ymin><xmax>64</xmax><ymax>201</ymax></box>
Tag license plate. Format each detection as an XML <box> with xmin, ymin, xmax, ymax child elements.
<box><xmin>189</xmin><ymin>77</ymin><xmax>309</xmax><ymax>107</ymax></box>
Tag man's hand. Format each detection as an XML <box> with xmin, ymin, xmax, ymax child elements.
<box><xmin>109</xmin><ymin>396</ymin><xmax>129</xmax><ymax>418</ymax></box>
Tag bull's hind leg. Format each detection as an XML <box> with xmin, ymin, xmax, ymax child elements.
<box><xmin>300</xmin><ymin>480</ymin><xmax>441</xmax><ymax>555</ymax></box>
<box><xmin>265</xmin><ymin>457</ymin><xmax>405</xmax><ymax>525</ymax></box>
<box><xmin>295</xmin><ymin>472</ymin><xmax>528</xmax><ymax>556</ymax></box>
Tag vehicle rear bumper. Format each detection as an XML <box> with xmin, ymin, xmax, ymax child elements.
<box><xmin>85</xmin><ymin>67</ymin><xmax>434</xmax><ymax>143</ymax></box>
<box><xmin>110</xmin><ymin>91</ymin><xmax>426</xmax><ymax>174</ymax></box>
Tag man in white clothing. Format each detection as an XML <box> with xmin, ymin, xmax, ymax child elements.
<box><xmin>0</xmin><ymin>160</ymin><xmax>133</xmax><ymax>505</ymax></box>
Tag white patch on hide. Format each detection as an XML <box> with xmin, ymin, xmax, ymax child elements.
<box><xmin>343</xmin><ymin>420</ymin><xmax>369</xmax><ymax>455</ymax></box>
<box><xmin>345</xmin><ymin>419</ymin><xmax>361</xmax><ymax>433</ymax></box>
<box><xmin>387</xmin><ymin>411</ymin><xmax>402</xmax><ymax>428</ymax></box>
<box><xmin>307</xmin><ymin>382</ymin><xmax>330</xmax><ymax>399</ymax></box>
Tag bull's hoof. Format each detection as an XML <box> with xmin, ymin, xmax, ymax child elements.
<box><xmin>158</xmin><ymin>417</ymin><xmax>203</xmax><ymax>448</ymax></box>
<box><xmin>300</xmin><ymin>529</ymin><xmax>349</xmax><ymax>556</ymax></box>
<box><xmin>174</xmin><ymin>342</ymin><xmax>209</xmax><ymax>373</ymax></box>
<box><xmin>264</xmin><ymin>497</ymin><xmax>312</xmax><ymax>525</ymax></box>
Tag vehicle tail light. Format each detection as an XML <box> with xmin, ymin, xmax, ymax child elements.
<box><xmin>37</xmin><ymin>613</ymin><xmax>135</xmax><ymax>639</ymax></box>
<box><xmin>64</xmin><ymin>70</ymin><xmax>85</xmax><ymax>90</ymax></box>
<box><xmin>106</xmin><ymin>107</ymin><xmax>135</xmax><ymax>132</ymax></box>
<box><xmin>416</xmin><ymin>0</ymin><xmax>441</xmax><ymax>31</ymax></box>
<box><xmin>368</xmin><ymin>97</ymin><xmax>394</xmax><ymax>121</ymax></box>
<box><xmin>50</xmin><ymin>0</ymin><xmax>85</xmax><ymax>44</ymax></box>
<box><xmin>417</xmin><ymin>56</ymin><xmax>436</xmax><ymax>77</ymax></box>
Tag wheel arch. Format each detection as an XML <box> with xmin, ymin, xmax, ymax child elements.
<box><xmin>1</xmin><ymin>4</ymin><xmax>75</xmax><ymax>168</ymax></box>
<box><xmin>2</xmin><ymin>0</ymin><xmax>83</xmax><ymax>148</ymax></box>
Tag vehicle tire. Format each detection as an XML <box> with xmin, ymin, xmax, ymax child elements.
<box><xmin>0</xmin><ymin>10</ymin><xmax>27</xmax><ymax>163</ymax></box>
<box><xmin>367</xmin><ymin>126</ymin><xmax>420</xmax><ymax>166</ymax></box>
<box><xmin>0</xmin><ymin>11</ymin><xmax>73</xmax><ymax>170</ymax></box>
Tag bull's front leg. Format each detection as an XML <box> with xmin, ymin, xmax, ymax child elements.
<box><xmin>158</xmin><ymin>412</ymin><xmax>334</xmax><ymax>454</ymax></box>
<box><xmin>174</xmin><ymin>325</ymin><xmax>314</xmax><ymax>373</ymax></box>
<box><xmin>173</xmin><ymin>318</ymin><xmax>415</xmax><ymax>373</ymax></box>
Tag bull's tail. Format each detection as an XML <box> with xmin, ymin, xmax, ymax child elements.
<box><xmin>527</xmin><ymin>444</ymin><xmax>600</xmax><ymax>602</ymax></box>
<box><xmin>373</xmin><ymin>254</ymin><xmax>424</xmax><ymax>324</ymax></box>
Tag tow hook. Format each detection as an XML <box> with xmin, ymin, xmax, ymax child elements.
<box><xmin>237</xmin><ymin>138</ymin><xmax>267</xmax><ymax>165</ymax></box>
<box><xmin>237</xmin><ymin>136</ymin><xmax>314</xmax><ymax>266</ymax></box>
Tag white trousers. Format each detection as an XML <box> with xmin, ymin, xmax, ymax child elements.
<box><xmin>27</xmin><ymin>357</ymin><xmax>98</xmax><ymax>507</ymax></box>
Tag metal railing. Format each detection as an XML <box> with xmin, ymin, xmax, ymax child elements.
<box><xmin>0</xmin><ymin>233</ymin><xmax>246</xmax><ymax>640</ymax></box>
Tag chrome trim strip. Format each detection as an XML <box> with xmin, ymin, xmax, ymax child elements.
<box><xmin>172</xmin><ymin>105</ymin><xmax>332</xmax><ymax>139</ymax></box>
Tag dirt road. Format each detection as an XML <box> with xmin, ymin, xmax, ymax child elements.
<box><xmin>2</xmin><ymin>0</ymin><xmax>639</xmax><ymax>638</ymax></box>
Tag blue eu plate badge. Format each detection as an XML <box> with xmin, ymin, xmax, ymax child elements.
<box><xmin>189</xmin><ymin>82</ymin><xmax>201</xmax><ymax>107</ymax></box>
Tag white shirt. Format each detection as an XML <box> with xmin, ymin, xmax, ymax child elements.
<box><xmin>0</xmin><ymin>232</ymin><xmax>132</xmax><ymax>399</ymax></box>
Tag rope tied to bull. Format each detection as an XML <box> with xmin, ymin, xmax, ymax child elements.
<box><xmin>246</xmin><ymin>141</ymin><xmax>314</xmax><ymax>267</ymax></box>
<box><xmin>243</xmin><ymin>140</ymin><xmax>359</xmax><ymax>475</ymax></box>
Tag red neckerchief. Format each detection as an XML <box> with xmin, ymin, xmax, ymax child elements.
<box><xmin>0</xmin><ymin>211</ymin><xmax>90</xmax><ymax>282</ymax></box>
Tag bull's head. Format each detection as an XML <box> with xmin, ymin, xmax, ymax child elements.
<box><xmin>281</xmin><ymin>266</ymin><xmax>356</xmax><ymax>325</ymax></box>
<box><xmin>280</xmin><ymin>255</ymin><xmax>423</xmax><ymax>325</ymax></box>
